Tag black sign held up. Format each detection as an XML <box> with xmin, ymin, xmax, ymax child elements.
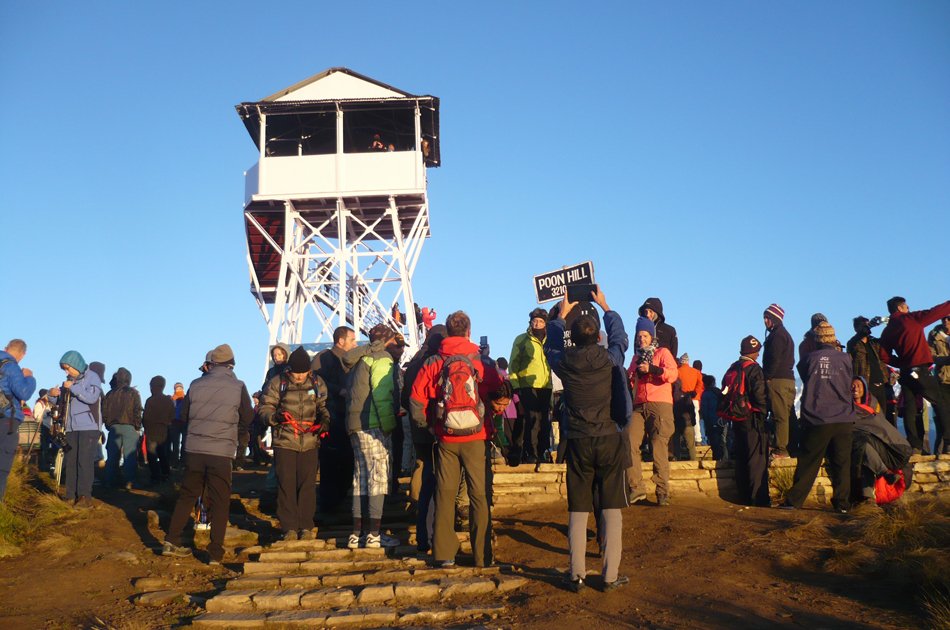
<box><xmin>533</xmin><ymin>261</ymin><xmax>595</xmax><ymax>303</ymax></box>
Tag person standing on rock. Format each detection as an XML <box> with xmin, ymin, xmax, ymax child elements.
<box><xmin>259</xmin><ymin>346</ymin><xmax>331</xmax><ymax>541</ymax></box>
<box><xmin>102</xmin><ymin>367</ymin><xmax>143</xmax><ymax>489</ymax></box>
<box><xmin>0</xmin><ymin>339</ymin><xmax>36</xmax><ymax>501</ymax></box>
<box><xmin>312</xmin><ymin>326</ymin><xmax>357</xmax><ymax>513</ymax></box>
<box><xmin>410</xmin><ymin>311</ymin><xmax>502</xmax><ymax>568</ymax></box>
<box><xmin>142</xmin><ymin>376</ymin><xmax>175</xmax><ymax>485</ymax></box>
<box><xmin>625</xmin><ymin>316</ymin><xmax>678</xmax><ymax>506</ymax></box>
<box><xmin>163</xmin><ymin>344</ymin><xmax>254</xmax><ymax>564</ymax></box>
<box><xmin>763</xmin><ymin>303</ymin><xmax>798</xmax><ymax>459</ymax></box>
<box><xmin>544</xmin><ymin>288</ymin><xmax>630</xmax><ymax>592</ymax></box>
<box><xmin>507</xmin><ymin>308</ymin><xmax>553</xmax><ymax>466</ymax></box>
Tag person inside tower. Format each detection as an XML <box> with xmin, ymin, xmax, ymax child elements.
<box><xmin>370</xmin><ymin>133</ymin><xmax>386</xmax><ymax>151</ymax></box>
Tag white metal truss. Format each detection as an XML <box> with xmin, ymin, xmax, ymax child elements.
<box><xmin>245</xmin><ymin>196</ymin><xmax>428</xmax><ymax>356</ymax></box>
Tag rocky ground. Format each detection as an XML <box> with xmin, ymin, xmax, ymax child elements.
<box><xmin>0</xmin><ymin>464</ymin><xmax>936</xmax><ymax>629</ymax></box>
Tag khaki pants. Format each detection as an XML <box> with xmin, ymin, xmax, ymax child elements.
<box><xmin>625</xmin><ymin>402</ymin><xmax>675</xmax><ymax>498</ymax></box>
<box><xmin>433</xmin><ymin>439</ymin><xmax>492</xmax><ymax>566</ymax></box>
<box><xmin>767</xmin><ymin>378</ymin><xmax>797</xmax><ymax>455</ymax></box>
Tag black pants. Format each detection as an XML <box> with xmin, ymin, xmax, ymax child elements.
<box><xmin>318</xmin><ymin>439</ymin><xmax>354</xmax><ymax>513</ymax></box>
<box><xmin>901</xmin><ymin>368</ymin><xmax>950</xmax><ymax>452</ymax></box>
<box><xmin>146</xmin><ymin>434</ymin><xmax>171</xmax><ymax>482</ymax></box>
<box><xmin>275</xmin><ymin>447</ymin><xmax>319</xmax><ymax>533</ymax></box>
<box><xmin>511</xmin><ymin>388</ymin><xmax>551</xmax><ymax>465</ymax></box>
<box><xmin>733</xmin><ymin>419</ymin><xmax>770</xmax><ymax>506</ymax></box>
<box><xmin>63</xmin><ymin>430</ymin><xmax>100</xmax><ymax>501</ymax></box>
<box><xmin>167</xmin><ymin>452</ymin><xmax>232</xmax><ymax>561</ymax></box>
<box><xmin>786</xmin><ymin>423</ymin><xmax>852</xmax><ymax>510</ymax></box>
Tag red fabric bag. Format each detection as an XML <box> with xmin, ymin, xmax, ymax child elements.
<box><xmin>875</xmin><ymin>469</ymin><xmax>906</xmax><ymax>505</ymax></box>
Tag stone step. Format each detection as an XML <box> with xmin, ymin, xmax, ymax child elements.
<box><xmin>206</xmin><ymin>574</ymin><xmax>526</xmax><ymax>613</ymax></box>
<box><xmin>193</xmin><ymin>602</ymin><xmax>507</xmax><ymax>627</ymax></box>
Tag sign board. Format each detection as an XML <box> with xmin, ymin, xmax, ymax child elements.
<box><xmin>534</xmin><ymin>261</ymin><xmax>595</xmax><ymax>303</ymax></box>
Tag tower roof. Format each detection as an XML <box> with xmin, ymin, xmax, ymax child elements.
<box><xmin>260</xmin><ymin>67</ymin><xmax>417</xmax><ymax>102</ymax></box>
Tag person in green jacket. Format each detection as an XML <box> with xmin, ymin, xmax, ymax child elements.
<box><xmin>508</xmin><ymin>308</ymin><xmax>553</xmax><ymax>467</ymax></box>
<box><xmin>345</xmin><ymin>325</ymin><xmax>402</xmax><ymax>549</ymax></box>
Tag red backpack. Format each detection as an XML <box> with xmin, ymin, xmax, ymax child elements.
<box><xmin>718</xmin><ymin>360</ymin><xmax>755</xmax><ymax>422</ymax></box>
<box><xmin>437</xmin><ymin>353</ymin><xmax>484</xmax><ymax>436</ymax></box>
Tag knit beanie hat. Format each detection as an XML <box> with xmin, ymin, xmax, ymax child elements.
<box><xmin>210</xmin><ymin>344</ymin><xmax>235</xmax><ymax>364</ymax></box>
<box><xmin>679</xmin><ymin>353</ymin><xmax>690</xmax><ymax>365</ymax></box>
<box><xmin>810</xmin><ymin>313</ymin><xmax>828</xmax><ymax>328</ymax></box>
<box><xmin>59</xmin><ymin>350</ymin><xmax>87</xmax><ymax>373</ymax></box>
<box><xmin>288</xmin><ymin>346</ymin><xmax>311</xmax><ymax>373</ymax></box>
<box><xmin>740</xmin><ymin>336</ymin><xmax>762</xmax><ymax>356</ymax></box>
<box><xmin>528</xmin><ymin>308</ymin><xmax>548</xmax><ymax>322</ymax></box>
<box><xmin>764</xmin><ymin>303</ymin><xmax>785</xmax><ymax>323</ymax></box>
<box><xmin>635</xmin><ymin>316</ymin><xmax>656</xmax><ymax>339</ymax></box>
<box><xmin>815</xmin><ymin>322</ymin><xmax>838</xmax><ymax>345</ymax></box>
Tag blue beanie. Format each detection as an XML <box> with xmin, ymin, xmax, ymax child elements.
<box><xmin>59</xmin><ymin>350</ymin><xmax>88</xmax><ymax>373</ymax></box>
<box><xmin>635</xmin><ymin>316</ymin><xmax>656</xmax><ymax>338</ymax></box>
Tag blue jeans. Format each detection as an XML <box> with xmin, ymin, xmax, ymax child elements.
<box><xmin>106</xmin><ymin>423</ymin><xmax>139</xmax><ymax>486</ymax></box>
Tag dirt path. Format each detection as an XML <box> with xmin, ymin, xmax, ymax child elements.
<box><xmin>0</xmin><ymin>470</ymin><xmax>927</xmax><ymax>629</ymax></box>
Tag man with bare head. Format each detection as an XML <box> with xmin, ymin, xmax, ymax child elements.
<box><xmin>0</xmin><ymin>339</ymin><xmax>36</xmax><ymax>500</ymax></box>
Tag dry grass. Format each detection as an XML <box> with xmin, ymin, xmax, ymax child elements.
<box><xmin>922</xmin><ymin>589</ymin><xmax>950</xmax><ymax>630</ymax></box>
<box><xmin>0</xmin><ymin>459</ymin><xmax>83</xmax><ymax>558</ymax></box>
<box><xmin>769</xmin><ymin>466</ymin><xmax>795</xmax><ymax>503</ymax></box>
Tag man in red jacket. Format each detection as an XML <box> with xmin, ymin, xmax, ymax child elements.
<box><xmin>880</xmin><ymin>297</ymin><xmax>950</xmax><ymax>454</ymax></box>
<box><xmin>410</xmin><ymin>311</ymin><xmax>502</xmax><ymax>567</ymax></box>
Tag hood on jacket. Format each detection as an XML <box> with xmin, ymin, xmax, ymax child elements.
<box><xmin>110</xmin><ymin>367</ymin><xmax>132</xmax><ymax>390</ymax></box>
<box><xmin>854</xmin><ymin>375</ymin><xmax>872</xmax><ymax>408</ymax></box>
<box><xmin>639</xmin><ymin>297</ymin><xmax>666</xmax><ymax>325</ymax></box>
<box><xmin>439</xmin><ymin>336</ymin><xmax>480</xmax><ymax>358</ymax></box>
<box><xmin>89</xmin><ymin>361</ymin><xmax>106</xmax><ymax>383</ymax></box>
<box><xmin>271</xmin><ymin>343</ymin><xmax>291</xmax><ymax>364</ymax></box>
<box><xmin>59</xmin><ymin>350</ymin><xmax>87</xmax><ymax>374</ymax></box>
<box><xmin>423</xmin><ymin>325</ymin><xmax>447</xmax><ymax>354</ymax></box>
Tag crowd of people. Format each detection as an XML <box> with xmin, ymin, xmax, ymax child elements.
<box><xmin>0</xmin><ymin>293</ymin><xmax>947</xmax><ymax>588</ymax></box>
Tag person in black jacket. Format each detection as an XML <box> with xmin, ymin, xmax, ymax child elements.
<box><xmin>401</xmin><ymin>324</ymin><xmax>447</xmax><ymax>554</ymax></box>
<box><xmin>312</xmin><ymin>326</ymin><xmax>357</xmax><ymax>512</ymax></box>
<box><xmin>639</xmin><ymin>297</ymin><xmax>678</xmax><ymax>357</ymax></box>
<box><xmin>782</xmin><ymin>322</ymin><xmax>856</xmax><ymax>513</ymax></box>
<box><xmin>725</xmin><ymin>336</ymin><xmax>770</xmax><ymax>507</ymax></box>
<box><xmin>545</xmin><ymin>287</ymin><xmax>630</xmax><ymax>593</ymax></box>
<box><xmin>763</xmin><ymin>304</ymin><xmax>798</xmax><ymax>458</ymax></box>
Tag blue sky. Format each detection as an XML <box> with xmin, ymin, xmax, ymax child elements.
<box><xmin>2</xmin><ymin>1</ymin><xmax>948</xmax><ymax>397</ymax></box>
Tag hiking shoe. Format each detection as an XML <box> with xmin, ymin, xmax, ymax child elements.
<box><xmin>565</xmin><ymin>576</ymin><xmax>585</xmax><ymax>593</ymax></box>
<box><xmin>437</xmin><ymin>559</ymin><xmax>456</xmax><ymax>568</ymax></box>
<box><xmin>161</xmin><ymin>541</ymin><xmax>191</xmax><ymax>558</ymax></box>
<box><xmin>298</xmin><ymin>528</ymin><xmax>316</xmax><ymax>541</ymax></box>
<box><xmin>656</xmin><ymin>495</ymin><xmax>671</xmax><ymax>507</ymax></box>
<box><xmin>629</xmin><ymin>492</ymin><xmax>647</xmax><ymax>505</ymax></box>
<box><xmin>778</xmin><ymin>500</ymin><xmax>797</xmax><ymax>511</ymax></box>
<box><xmin>347</xmin><ymin>533</ymin><xmax>362</xmax><ymax>549</ymax></box>
<box><xmin>282</xmin><ymin>530</ymin><xmax>299</xmax><ymax>542</ymax></box>
<box><xmin>364</xmin><ymin>532</ymin><xmax>397</xmax><ymax>549</ymax></box>
<box><xmin>603</xmin><ymin>575</ymin><xmax>630</xmax><ymax>592</ymax></box>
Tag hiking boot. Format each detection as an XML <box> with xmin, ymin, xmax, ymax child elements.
<box><xmin>347</xmin><ymin>533</ymin><xmax>362</xmax><ymax>549</ymax></box>
<box><xmin>282</xmin><ymin>530</ymin><xmax>299</xmax><ymax>542</ymax></box>
<box><xmin>378</xmin><ymin>533</ymin><xmax>400</xmax><ymax>548</ymax></box>
<box><xmin>436</xmin><ymin>559</ymin><xmax>456</xmax><ymax>568</ymax></box>
<box><xmin>629</xmin><ymin>491</ymin><xmax>647</xmax><ymax>505</ymax></box>
<box><xmin>565</xmin><ymin>576</ymin><xmax>585</xmax><ymax>593</ymax></box>
<box><xmin>603</xmin><ymin>575</ymin><xmax>630</xmax><ymax>592</ymax></box>
<box><xmin>298</xmin><ymin>528</ymin><xmax>316</xmax><ymax>541</ymax></box>
<box><xmin>656</xmin><ymin>495</ymin><xmax>671</xmax><ymax>507</ymax></box>
<box><xmin>161</xmin><ymin>541</ymin><xmax>191</xmax><ymax>558</ymax></box>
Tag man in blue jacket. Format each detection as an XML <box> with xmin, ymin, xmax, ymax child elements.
<box><xmin>0</xmin><ymin>339</ymin><xmax>37</xmax><ymax>501</ymax></box>
<box><xmin>545</xmin><ymin>287</ymin><xmax>630</xmax><ymax>593</ymax></box>
<box><xmin>782</xmin><ymin>322</ymin><xmax>856</xmax><ymax>513</ymax></box>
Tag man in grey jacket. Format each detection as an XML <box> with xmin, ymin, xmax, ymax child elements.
<box><xmin>163</xmin><ymin>344</ymin><xmax>253</xmax><ymax>563</ymax></box>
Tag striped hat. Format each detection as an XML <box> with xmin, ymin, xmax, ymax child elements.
<box><xmin>764</xmin><ymin>303</ymin><xmax>785</xmax><ymax>322</ymax></box>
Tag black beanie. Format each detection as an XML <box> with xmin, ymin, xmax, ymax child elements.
<box><xmin>288</xmin><ymin>346</ymin><xmax>311</xmax><ymax>373</ymax></box>
<box><xmin>529</xmin><ymin>308</ymin><xmax>548</xmax><ymax>322</ymax></box>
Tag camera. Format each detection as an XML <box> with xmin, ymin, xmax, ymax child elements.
<box><xmin>868</xmin><ymin>316</ymin><xmax>888</xmax><ymax>328</ymax></box>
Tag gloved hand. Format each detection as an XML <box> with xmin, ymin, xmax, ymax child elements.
<box><xmin>648</xmin><ymin>364</ymin><xmax>663</xmax><ymax>377</ymax></box>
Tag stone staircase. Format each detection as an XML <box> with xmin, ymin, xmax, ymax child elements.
<box><xmin>194</xmin><ymin>526</ymin><xmax>526</xmax><ymax>627</ymax></box>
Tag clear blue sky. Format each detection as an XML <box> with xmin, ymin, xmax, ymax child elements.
<box><xmin>2</xmin><ymin>1</ymin><xmax>948</xmax><ymax>397</ymax></box>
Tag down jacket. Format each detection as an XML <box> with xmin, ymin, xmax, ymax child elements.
<box><xmin>259</xmin><ymin>373</ymin><xmax>331</xmax><ymax>452</ymax></box>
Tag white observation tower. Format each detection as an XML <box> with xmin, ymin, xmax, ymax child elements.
<box><xmin>236</xmin><ymin>68</ymin><xmax>440</xmax><ymax>355</ymax></box>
